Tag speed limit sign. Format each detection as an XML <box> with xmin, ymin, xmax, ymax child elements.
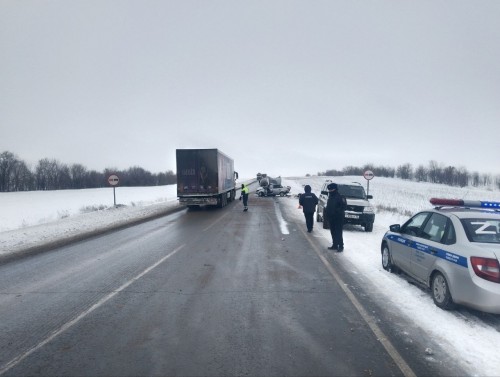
<box><xmin>363</xmin><ymin>170</ymin><xmax>374</xmax><ymax>180</ymax></box>
<box><xmin>108</xmin><ymin>174</ymin><xmax>120</xmax><ymax>186</ymax></box>
<box><xmin>363</xmin><ymin>170</ymin><xmax>374</xmax><ymax>196</ymax></box>
<box><xmin>107</xmin><ymin>174</ymin><xmax>119</xmax><ymax>206</ymax></box>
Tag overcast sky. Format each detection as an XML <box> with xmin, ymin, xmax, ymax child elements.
<box><xmin>1</xmin><ymin>1</ymin><xmax>499</xmax><ymax>179</ymax></box>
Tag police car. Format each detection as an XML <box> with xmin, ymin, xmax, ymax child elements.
<box><xmin>381</xmin><ymin>198</ymin><xmax>500</xmax><ymax>314</ymax></box>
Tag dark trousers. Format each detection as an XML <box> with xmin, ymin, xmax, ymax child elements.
<box><xmin>242</xmin><ymin>194</ymin><xmax>248</xmax><ymax>207</ymax></box>
<box><xmin>329</xmin><ymin>217</ymin><xmax>344</xmax><ymax>248</ymax></box>
<box><xmin>304</xmin><ymin>212</ymin><xmax>314</xmax><ymax>231</ymax></box>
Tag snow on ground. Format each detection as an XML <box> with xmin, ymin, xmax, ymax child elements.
<box><xmin>1</xmin><ymin>176</ymin><xmax>500</xmax><ymax>376</ymax></box>
<box><xmin>282</xmin><ymin>176</ymin><xmax>500</xmax><ymax>377</ymax></box>
<box><xmin>0</xmin><ymin>185</ymin><xmax>182</xmax><ymax>257</ymax></box>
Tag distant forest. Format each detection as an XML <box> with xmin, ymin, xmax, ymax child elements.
<box><xmin>317</xmin><ymin>161</ymin><xmax>500</xmax><ymax>189</ymax></box>
<box><xmin>1</xmin><ymin>150</ymin><xmax>499</xmax><ymax>192</ymax></box>
<box><xmin>0</xmin><ymin>150</ymin><xmax>176</xmax><ymax>192</ymax></box>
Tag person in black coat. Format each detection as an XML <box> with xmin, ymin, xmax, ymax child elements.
<box><xmin>325</xmin><ymin>183</ymin><xmax>345</xmax><ymax>251</ymax></box>
<box><xmin>299</xmin><ymin>185</ymin><xmax>319</xmax><ymax>233</ymax></box>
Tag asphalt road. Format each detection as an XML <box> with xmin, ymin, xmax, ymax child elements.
<box><xmin>0</xmin><ymin>185</ymin><xmax>465</xmax><ymax>376</ymax></box>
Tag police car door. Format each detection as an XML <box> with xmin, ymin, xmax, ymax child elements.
<box><xmin>410</xmin><ymin>213</ymin><xmax>450</xmax><ymax>284</ymax></box>
<box><xmin>393</xmin><ymin>212</ymin><xmax>431</xmax><ymax>274</ymax></box>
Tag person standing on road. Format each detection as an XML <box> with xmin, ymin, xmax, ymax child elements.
<box><xmin>240</xmin><ymin>183</ymin><xmax>249</xmax><ymax>211</ymax></box>
<box><xmin>299</xmin><ymin>185</ymin><xmax>318</xmax><ymax>233</ymax></box>
<box><xmin>326</xmin><ymin>183</ymin><xmax>345</xmax><ymax>251</ymax></box>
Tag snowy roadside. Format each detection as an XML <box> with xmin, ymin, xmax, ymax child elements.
<box><xmin>0</xmin><ymin>201</ymin><xmax>185</xmax><ymax>263</ymax></box>
<box><xmin>0</xmin><ymin>185</ymin><xmax>182</xmax><ymax>261</ymax></box>
<box><xmin>282</xmin><ymin>177</ymin><xmax>500</xmax><ymax>377</ymax></box>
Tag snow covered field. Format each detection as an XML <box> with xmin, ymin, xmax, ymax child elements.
<box><xmin>1</xmin><ymin>176</ymin><xmax>500</xmax><ymax>376</ymax></box>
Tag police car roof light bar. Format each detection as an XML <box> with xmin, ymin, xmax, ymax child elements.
<box><xmin>430</xmin><ymin>198</ymin><xmax>500</xmax><ymax>209</ymax></box>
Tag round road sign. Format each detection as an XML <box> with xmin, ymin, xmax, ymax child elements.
<box><xmin>108</xmin><ymin>174</ymin><xmax>120</xmax><ymax>186</ymax></box>
<box><xmin>363</xmin><ymin>170</ymin><xmax>375</xmax><ymax>180</ymax></box>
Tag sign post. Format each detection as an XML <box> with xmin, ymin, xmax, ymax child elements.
<box><xmin>107</xmin><ymin>174</ymin><xmax>120</xmax><ymax>207</ymax></box>
<box><xmin>363</xmin><ymin>170</ymin><xmax>374</xmax><ymax>195</ymax></box>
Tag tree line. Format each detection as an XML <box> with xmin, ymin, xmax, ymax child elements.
<box><xmin>318</xmin><ymin>160</ymin><xmax>500</xmax><ymax>189</ymax></box>
<box><xmin>2</xmin><ymin>150</ymin><xmax>499</xmax><ymax>192</ymax></box>
<box><xmin>0</xmin><ymin>151</ymin><xmax>176</xmax><ymax>192</ymax></box>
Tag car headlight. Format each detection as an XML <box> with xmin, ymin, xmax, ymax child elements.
<box><xmin>364</xmin><ymin>206</ymin><xmax>374</xmax><ymax>214</ymax></box>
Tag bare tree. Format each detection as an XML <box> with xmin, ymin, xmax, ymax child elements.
<box><xmin>443</xmin><ymin>166</ymin><xmax>456</xmax><ymax>186</ymax></box>
<box><xmin>396</xmin><ymin>163</ymin><xmax>413</xmax><ymax>180</ymax></box>
<box><xmin>414</xmin><ymin>165</ymin><xmax>427</xmax><ymax>182</ymax></box>
<box><xmin>0</xmin><ymin>151</ymin><xmax>18</xmax><ymax>192</ymax></box>
<box><xmin>70</xmin><ymin>164</ymin><xmax>88</xmax><ymax>189</ymax></box>
<box><xmin>35</xmin><ymin>158</ymin><xmax>63</xmax><ymax>190</ymax></box>
<box><xmin>428</xmin><ymin>160</ymin><xmax>442</xmax><ymax>183</ymax></box>
<box><xmin>456</xmin><ymin>167</ymin><xmax>469</xmax><ymax>187</ymax></box>
<box><xmin>11</xmin><ymin>160</ymin><xmax>33</xmax><ymax>191</ymax></box>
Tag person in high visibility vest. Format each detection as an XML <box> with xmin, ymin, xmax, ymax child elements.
<box><xmin>239</xmin><ymin>183</ymin><xmax>249</xmax><ymax>211</ymax></box>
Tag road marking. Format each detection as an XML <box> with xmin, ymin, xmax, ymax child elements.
<box><xmin>0</xmin><ymin>244</ymin><xmax>186</xmax><ymax>376</ymax></box>
<box><xmin>202</xmin><ymin>211</ymin><xmax>231</xmax><ymax>232</ymax></box>
<box><xmin>301</xmin><ymin>230</ymin><xmax>417</xmax><ymax>377</ymax></box>
<box><xmin>274</xmin><ymin>201</ymin><xmax>289</xmax><ymax>235</ymax></box>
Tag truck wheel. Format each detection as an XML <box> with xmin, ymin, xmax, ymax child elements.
<box><xmin>218</xmin><ymin>194</ymin><xmax>227</xmax><ymax>208</ymax></box>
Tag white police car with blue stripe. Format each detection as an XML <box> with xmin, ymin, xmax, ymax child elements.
<box><xmin>381</xmin><ymin>198</ymin><xmax>500</xmax><ymax>314</ymax></box>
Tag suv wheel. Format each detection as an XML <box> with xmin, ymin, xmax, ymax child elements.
<box><xmin>365</xmin><ymin>223</ymin><xmax>373</xmax><ymax>232</ymax></box>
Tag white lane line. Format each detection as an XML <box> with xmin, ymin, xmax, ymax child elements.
<box><xmin>302</xmin><ymin>231</ymin><xmax>417</xmax><ymax>377</ymax></box>
<box><xmin>274</xmin><ymin>201</ymin><xmax>289</xmax><ymax>235</ymax></box>
<box><xmin>0</xmin><ymin>244</ymin><xmax>186</xmax><ymax>376</ymax></box>
<box><xmin>202</xmin><ymin>211</ymin><xmax>230</xmax><ymax>232</ymax></box>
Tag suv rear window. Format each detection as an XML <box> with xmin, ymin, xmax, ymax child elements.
<box><xmin>461</xmin><ymin>218</ymin><xmax>500</xmax><ymax>244</ymax></box>
<box><xmin>338</xmin><ymin>185</ymin><xmax>367</xmax><ymax>199</ymax></box>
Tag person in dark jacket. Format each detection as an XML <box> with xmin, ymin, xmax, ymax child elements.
<box><xmin>325</xmin><ymin>183</ymin><xmax>345</xmax><ymax>251</ymax></box>
<box><xmin>299</xmin><ymin>185</ymin><xmax>318</xmax><ymax>232</ymax></box>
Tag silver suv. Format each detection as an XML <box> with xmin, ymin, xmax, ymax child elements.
<box><xmin>256</xmin><ymin>184</ymin><xmax>291</xmax><ymax>197</ymax></box>
<box><xmin>317</xmin><ymin>180</ymin><xmax>375</xmax><ymax>232</ymax></box>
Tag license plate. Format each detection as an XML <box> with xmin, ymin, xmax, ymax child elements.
<box><xmin>345</xmin><ymin>214</ymin><xmax>359</xmax><ymax>219</ymax></box>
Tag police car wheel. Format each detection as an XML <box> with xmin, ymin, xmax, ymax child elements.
<box><xmin>431</xmin><ymin>272</ymin><xmax>455</xmax><ymax>310</ymax></box>
<box><xmin>382</xmin><ymin>244</ymin><xmax>396</xmax><ymax>272</ymax></box>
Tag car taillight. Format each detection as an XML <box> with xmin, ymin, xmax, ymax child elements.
<box><xmin>470</xmin><ymin>257</ymin><xmax>500</xmax><ymax>283</ymax></box>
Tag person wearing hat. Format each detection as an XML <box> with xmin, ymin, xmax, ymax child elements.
<box><xmin>298</xmin><ymin>184</ymin><xmax>319</xmax><ymax>232</ymax></box>
<box><xmin>325</xmin><ymin>182</ymin><xmax>345</xmax><ymax>251</ymax></box>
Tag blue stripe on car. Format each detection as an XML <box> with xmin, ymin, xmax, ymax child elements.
<box><xmin>386</xmin><ymin>234</ymin><xmax>468</xmax><ymax>268</ymax></box>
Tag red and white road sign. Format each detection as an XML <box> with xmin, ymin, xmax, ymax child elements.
<box><xmin>108</xmin><ymin>174</ymin><xmax>120</xmax><ymax>186</ymax></box>
<box><xmin>363</xmin><ymin>170</ymin><xmax>375</xmax><ymax>180</ymax></box>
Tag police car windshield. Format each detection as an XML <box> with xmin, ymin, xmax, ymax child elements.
<box><xmin>338</xmin><ymin>185</ymin><xmax>366</xmax><ymax>199</ymax></box>
<box><xmin>460</xmin><ymin>218</ymin><xmax>500</xmax><ymax>244</ymax></box>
